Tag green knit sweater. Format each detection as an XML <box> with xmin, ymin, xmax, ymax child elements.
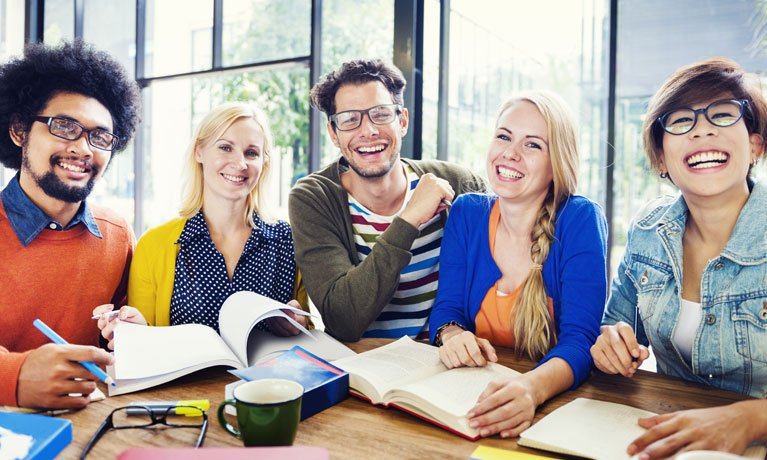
<box><xmin>288</xmin><ymin>157</ymin><xmax>486</xmax><ymax>341</ymax></box>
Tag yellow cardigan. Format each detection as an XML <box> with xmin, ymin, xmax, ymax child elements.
<box><xmin>127</xmin><ymin>217</ymin><xmax>309</xmax><ymax>326</ymax></box>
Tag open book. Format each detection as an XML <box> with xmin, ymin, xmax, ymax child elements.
<box><xmin>332</xmin><ymin>336</ymin><xmax>520</xmax><ymax>440</ymax></box>
<box><xmin>108</xmin><ymin>291</ymin><xmax>350</xmax><ymax>396</ymax></box>
<box><xmin>518</xmin><ymin>398</ymin><xmax>767</xmax><ymax>460</ymax></box>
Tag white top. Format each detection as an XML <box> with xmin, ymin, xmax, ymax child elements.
<box><xmin>672</xmin><ymin>298</ymin><xmax>702</xmax><ymax>363</ymax></box>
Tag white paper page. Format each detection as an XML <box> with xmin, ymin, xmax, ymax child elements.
<box><xmin>248</xmin><ymin>329</ymin><xmax>356</xmax><ymax>365</ymax></box>
<box><xmin>333</xmin><ymin>337</ymin><xmax>444</xmax><ymax>394</ymax></box>
<box><xmin>0</xmin><ymin>426</ymin><xmax>34</xmax><ymax>460</ymax></box>
<box><xmin>519</xmin><ymin>398</ymin><xmax>656</xmax><ymax>460</ymax></box>
<box><xmin>113</xmin><ymin>322</ymin><xmax>240</xmax><ymax>379</ymax></box>
<box><xmin>218</xmin><ymin>291</ymin><xmax>316</xmax><ymax>365</ymax></box>
<box><xmin>397</xmin><ymin>362</ymin><xmax>520</xmax><ymax>417</ymax></box>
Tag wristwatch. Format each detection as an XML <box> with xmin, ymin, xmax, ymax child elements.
<box><xmin>434</xmin><ymin>321</ymin><xmax>464</xmax><ymax>347</ymax></box>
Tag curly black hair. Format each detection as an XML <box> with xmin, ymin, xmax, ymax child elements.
<box><xmin>0</xmin><ymin>40</ymin><xmax>140</xmax><ymax>169</ymax></box>
<box><xmin>310</xmin><ymin>59</ymin><xmax>406</xmax><ymax>118</ymax></box>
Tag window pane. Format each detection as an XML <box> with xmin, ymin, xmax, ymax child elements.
<box><xmin>144</xmin><ymin>0</ymin><xmax>212</xmax><ymax>77</ymax></box>
<box><xmin>82</xmin><ymin>0</ymin><xmax>137</xmax><ymax>226</ymax></box>
<box><xmin>84</xmin><ymin>0</ymin><xmax>136</xmax><ymax>78</ymax></box>
<box><xmin>223</xmin><ymin>0</ymin><xmax>311</xmax><ymax>66</ymax></box>
<box><xmin>444</xmin><ymin>0</ymin><xmax>609</xmax><ymax>206</ymax></box>
<box><xmin>319</xmin><ymin>0</ymin><xmax>394</xmax><ymax>167</ymax></box>
<box><xmin>1</xmin><ymin>0</ymin><xmax>25</xmax><ymax>187</ymax></box>
<box><xmin>421</xmin><ymin>0</ymin><xmax>440</xmax><ymax>161</ymax></box>
<box><xmin>140</xmin><ymin>65</ymin><xmax>309</xmax><ymax>233</ymax></box>
<box><xmin>44</xmin><ymin>0</ymin><xmax>74</xmax><ymax>44</ymax></box>
<box><xmin>614</xmin><ymin>0</ymin><xmax>767</xmax><ymax>274</ymax></box>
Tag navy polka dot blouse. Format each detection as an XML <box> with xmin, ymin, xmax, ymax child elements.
<box><xmin>170</xmin><ymin>210</ymin><xmax>297</xmax><ymax>333</ymax></box>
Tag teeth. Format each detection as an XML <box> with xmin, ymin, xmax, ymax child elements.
<box><xmin>497</xmin><ymin>166</ymin><xmax>523</xmax><ymax>179</ymax></box>
<box><xmin>691</xmin><ymin>162</ymin><xmax>724</xmax><ymax>169</ymax></box>
<box><xmin>59</xmin><ymin>162</ymin><xmax>86</xmax><ymax>173</ymax></box>
<box><xmin>358</xmin><ymin>145</ymin><xmax>385</xmax><ymax>153</ymax></box>
<box><xmin>222</xmin><ymin>173</ymin><xmax>245</xmax><ymax>182</ymax></box>
<box><xmin>687</xmin><ymin>151</ymin><xmax>728</xmax><ymax>168</ymax></box>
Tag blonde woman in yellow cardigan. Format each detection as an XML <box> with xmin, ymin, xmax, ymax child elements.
<box><xmin>94</xmin><ymin>102</ymin><xmax>310</xmax><ymax>349</ymax></box>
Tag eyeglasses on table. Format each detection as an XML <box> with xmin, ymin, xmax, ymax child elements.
<box><xmin>80</xmin><ymin>405</ymin><xmax>207</xmax><ymax>459</ymax></box>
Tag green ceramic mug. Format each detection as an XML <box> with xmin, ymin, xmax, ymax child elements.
<box><xmin>217</xmin><ymin>378</ymin><xmax>303</xmax><ymax>446</ymax></box>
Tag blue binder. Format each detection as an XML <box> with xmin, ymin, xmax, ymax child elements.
<box><xmin>0</xmin><ymin>411</ymin><xmax>72</xmax><ymax>459</ymax></box>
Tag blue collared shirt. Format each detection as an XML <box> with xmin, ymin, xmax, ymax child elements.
<box><xmin>0</xmin><ymin>174</ymin><xmax>102</xmax><ymax>247</ymax></box>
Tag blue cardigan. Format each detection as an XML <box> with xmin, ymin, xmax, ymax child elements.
<box><xmin>429</xmin><ymin>193</ymin><xmax>608</xmax><ymax>387</ymax></box>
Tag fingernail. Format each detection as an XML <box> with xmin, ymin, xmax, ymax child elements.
<box><xmin>469</xmin><ymin>421</ymin><xmax>478</xmax><ymax>428</ymax></box>
<box><xmin>500</xmin><ymin>431</ymin><xmax>509</xmax><ymax>438</ymax></box>
<box><xmin>467</xmin><ymin>411</ymin><xmax>475</xmax><ymax>418</ymax></box>
<box><xmin>627</xmin><ymin>444</ymin><xmax>636</xmax><ymax>454</ymax></box>
<box><xmin>480</xmin><ymin>429</ymin><xmax>489</xmax><ymax>437</ymax></box>
<box><xmin>638</xmin><ymin>453</ymin><xmax>650</xmax><ymax>460</ymax></box>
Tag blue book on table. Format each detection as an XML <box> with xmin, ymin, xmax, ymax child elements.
<box><xmin>0</xmin><ymin>411</ymin><xmax>72</xmax><ymax>459</ymax></box>
<box><xmin>230</xmin><ymin>346</ymin><xmax>349</xmax><ymax>420</ymax></box>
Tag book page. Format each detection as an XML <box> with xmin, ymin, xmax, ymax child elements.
<box><xmin>218</xmin><ymin>291</ymin><xmax>316</xmax><ymax>365</ymax></box>
<box><xmin>333</xmin><ymin>337</ymin><xmax>445</xmax><ymax>398</ymax></box>
<box><xmin>518</xmin><ymin>398</ymin><xmax>656</xmax><ymax>460</ymax></box>
<box><xmin>394</xmin><ymin>362</ymin><xmax>521</xmax><ymax>417</ymax></box>
<box><xmin>247</xmin><ymin>329</ymin><xmax>356</xmax><ymax>365</ymax></box>
<box><xmin>113</xmin><ymin>322</ymin><xmax>241</xmax><ymax>379</ymax></box>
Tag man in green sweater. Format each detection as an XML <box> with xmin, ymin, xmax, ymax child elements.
<box><xmin>289</xmin><ymin>59</ymin><xmax>485</xmax><ymax>342</ymax></box>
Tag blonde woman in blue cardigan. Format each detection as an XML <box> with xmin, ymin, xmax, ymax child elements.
<box><xmin>430</xmin><ymin>90</ymin><xmax>608</xmax><ymax>439</ymax></box>
<box><xmin>95</xmin><ymin>102</ymin><xmax>310</xmax><ymax>348</ymax></box>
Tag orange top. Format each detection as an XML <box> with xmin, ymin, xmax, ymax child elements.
<box><xmin>475</xmin><ymin>201</ymin><xmax>553</xmax><ymax>348</ymax></box>
<box><xmin>0</xmin><ymin>200</ymin><xmax>134</xmax><ymax>406</ymax></box>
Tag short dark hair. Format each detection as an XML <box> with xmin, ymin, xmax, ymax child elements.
<box><xmin>0</xmin><ymin>40</ymin><xmax>141</xmax><ymax>169</ymax></box>
<box><xmin>310</xmin><ymin>59</ymin><xmax>406</xmax><ymax>117</ymax></box>
<box><xmin>643</xmin><ymin>57</ymin><xmax>767</xmax><ymax>172</ymax></box>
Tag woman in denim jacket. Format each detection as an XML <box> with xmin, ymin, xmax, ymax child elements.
<box><xmin>591</xmin><ymin>58</ymin><xmax>767</xmax><ymax>459</ymax></box>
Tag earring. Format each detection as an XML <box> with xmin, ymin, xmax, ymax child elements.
<box><xmin>752</xmin><ymin>158</ymin><xmax>760</xmax><ymax>166</ymax></box>
<box><xmin>659</xmin><ymin>171</ymin><xmax>668</xmax><ymax>179</ymax></box>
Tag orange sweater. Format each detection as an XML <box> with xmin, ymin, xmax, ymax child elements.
<box><xmin>0</xmin><ymin>199</ymin><xmax>134</xmax><ymax>406</ymax></box>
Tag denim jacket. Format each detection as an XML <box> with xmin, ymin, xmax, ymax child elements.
<box><xmin>603</xmin><ymin>181</ymin><xmax>767</xmax><ymax>398</ymax></box>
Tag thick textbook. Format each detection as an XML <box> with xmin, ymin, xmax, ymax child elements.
<box><xmin>0</xmin><ymin>411</ymin><xmax>72</xmax><ymax>460</ymax></box>
<box><xmin>518</xmin><ymin>398</ymin><xmax>767</xmax><ymax>460</ymax></box>
<box><xmin>108</xmin><ymin>291</ymin><xmax>328</xmax><ymax>396</ymax></box>
<box><xmin>332</xmin><ymin>336</ymin><xmax>520</xmax><ymax>440</ymax></box>
<box><xmin>229</xmin><ymin>346</ymin><xmax>350</xmax><ymax>420</ymax></box>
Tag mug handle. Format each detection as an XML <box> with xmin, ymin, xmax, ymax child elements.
<box><xmin>217</xmin><ymin>399</ymin><xmax>241</xmax><ymax>438</ymax></box>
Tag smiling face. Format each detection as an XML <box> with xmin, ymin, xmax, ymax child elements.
<box><xmin>660</xmin><ymin>94</ymin><xmax>764</xmax><ymax>201</ymax></box>
<box><xmin>12</xmin><ymin>92</ymin><xmax>113</xmax><ymax>204</ymax></box>
<box><xmin>486</xmin><ymin>101</ymin><xmax>553</xmax><ymax>203</ymax></box>
<box><xmin>195</xmin><ymin>117</ymin><xmax>265</xmax><ymax>205</ymax></box>
<box><xmin>327</xmin><ymin>81</ymin><xmax>408</xmax><ymax>179</ymax></box>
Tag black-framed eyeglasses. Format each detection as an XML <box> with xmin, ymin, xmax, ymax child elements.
<box><xmin>80</xmin><ymin>405</ymin><xmax>207</xmax><ymax>459</ymax></box>
<box><xmin>657</xmin><ymin>99</ymin><xmax>749</xmax><ymax>135</ymax></box>
<box><xmin>34</xmin><ymin>116</ymin><xmax>119</xmax><ymax>151</ymax></box>
<box><xmin>329</xmin><ymin>104</ymin><xmax>402</xmax><ymax>131</ymax></box>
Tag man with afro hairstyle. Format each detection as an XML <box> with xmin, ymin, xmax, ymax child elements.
<box><xmin>0</xmin><ymin>40</ymin><xmax>139</xmax><ymax>409</ymax></box>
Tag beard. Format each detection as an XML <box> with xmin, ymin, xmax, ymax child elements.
<box><xmin>21</xmin><ymin>149</ymin><xmax>101</xmax><ymax>203</ymax></box>
<box><xmin>344</xmin><ymin>147</ymin><xmax>400</xmax><ymax>179</ymax></box>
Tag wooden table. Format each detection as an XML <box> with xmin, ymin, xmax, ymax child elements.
<box><xmin>58</xmin><ymin>339</ymin><xmax>755</xmax><ymax>459</ymax></box>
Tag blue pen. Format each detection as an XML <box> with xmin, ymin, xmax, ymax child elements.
<box><xmin>33</xmin><ymin>319</ymin><xmax>115</xmax><ymax>386</ymax></box>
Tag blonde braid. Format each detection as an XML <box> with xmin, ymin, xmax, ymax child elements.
<box><xmin>495</xmin><ymin>89</ymin><xmax>580</xmax><ymax>361</ymax></box>
<box><xmin>512</xmin><ymin>189</ymin><xmax>558</xmax><ymax>360</ymax></box>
